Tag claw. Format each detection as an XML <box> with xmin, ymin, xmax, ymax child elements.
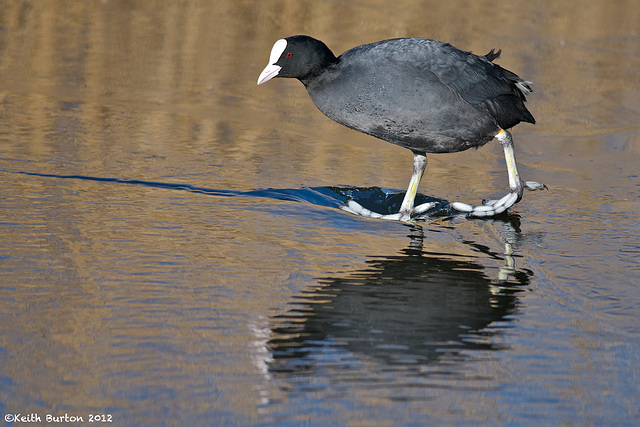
<box><xmin>523</xmin><ymin>181</ymin><xmax>547</xmax><ymax>191</ymax></box>
<box><xmin>471</xmin><ymin>209</ymin><xmax>493</xmax><ymax>217</ymax></box>
<box><xmin>451</xmin><ymin>201</ymin><xmax>473</xmax><ymax>212</ymax></box>
<box><xmin>473</xmin><ymin>205</ymin><xmax>497</xmax><ymax>212</ymax></box>
<box><xmin>413</xmin><ymin>201</ymin><xmax>436</xmax><ymax>214</ymax></box>
<box><xmin>341</xmin><ymin>200</ymin><xmax>405</xmax><ymax>220</ymax></box>
<box><xmin>493</xmin><ymin>205</ymin><xmax>508</xmax><ymax>215</ymax></box>
<box><xmin>494</xmin><ymin>192</ymin><xmax>518</xmax><ymax>209</ymax></box>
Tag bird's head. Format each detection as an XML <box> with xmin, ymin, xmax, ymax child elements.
<box><xmin>257</xmin><ymin>35</ymin><xmax>337</xmax><ymax>85</ymax></box>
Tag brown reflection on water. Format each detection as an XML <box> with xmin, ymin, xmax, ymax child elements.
<box><xmin>1</xmin><ymin>0</ymin><xmax>637</xmax><ymax>203</ymax></box>
<box><xmin>2</xmin><ymin>1</ymin><xmax>638</xmax><ymax>156</ymax></box>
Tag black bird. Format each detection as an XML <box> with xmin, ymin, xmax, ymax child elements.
<box><xmin>258</xmin><ymin>35</ymin><xmax>545</xmax><ymax>220</ymax></box>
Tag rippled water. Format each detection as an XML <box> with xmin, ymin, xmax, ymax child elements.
<box><xmin>1</xmin><ymin>1</ymin><xmax>639</xmax><ymax>426</ymax></box>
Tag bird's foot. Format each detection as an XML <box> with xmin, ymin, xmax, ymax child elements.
<box><xmin>451</xmin><ymin>192</ymin><xmax>519</xmax><ymax>217</ymax></box>
<box><xmin>451</xmin><ymin>180</ymin><xmax>546</xmax><ymax>217</ymax></box>
<box><xmin>341</xmin><ymin>200</ymin><xmax>436</xmax><ymax>222</ymax></box>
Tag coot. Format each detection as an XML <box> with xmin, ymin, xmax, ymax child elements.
<box><xmin>258</xmin><ymin>35</ymin><xmax>545</xmax><ymax>220</ymax></box>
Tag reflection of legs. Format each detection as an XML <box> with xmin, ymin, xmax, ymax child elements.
<box><xmin>452</xmin><ymin>129</ymin><xmax>546</xmax><ymax>217</ymax></box>
<box><xmin>342</xmin><ymin>152</ymin><xmax>435</xmax><ymax>222</ymax></box>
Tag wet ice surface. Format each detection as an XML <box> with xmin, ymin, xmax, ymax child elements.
<box><xmin>1</xmin><ymin>1</ymin><xmax>639</xmax><ymax>426</ymax></box>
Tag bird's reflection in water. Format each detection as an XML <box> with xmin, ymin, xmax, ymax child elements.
<box><xmin>262</xmin><ymin>217</ymin><xmax>531</xmax><ymax>378</ymax></box>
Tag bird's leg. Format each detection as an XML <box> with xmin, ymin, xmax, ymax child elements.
<box><xmin>451</xmin><ymin>129</ymin><xmax>546</xmax><ymax>217</ymax></box>
<box><xmin>342</xmin><ymin>152</ymin><xmax>435</xmax><ymax>221</ymax></box>
<box><xmin>399</xmin><ymin>153</ymin><xmax>434</xmax><ymax>218</ymax></box>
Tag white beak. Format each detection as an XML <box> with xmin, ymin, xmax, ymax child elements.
<box><xmin>257</xmin><ymin>39</ymin><xmax>288</xmax><ymax>85</ymax></box>
<box><xmin>257</xmin><ymin>64</ymin><xmax>282</xmax><ymax>85</ymax></box>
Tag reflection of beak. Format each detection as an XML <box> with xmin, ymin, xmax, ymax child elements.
<box><xmin>257</xmin><ymin>63</ymin><xmax>282</xmax><ymax>85</ymax></box>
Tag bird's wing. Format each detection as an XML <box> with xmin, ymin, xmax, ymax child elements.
<box><xmin>415</xmin><ymin>40</ymin><xmax>527</xmax><ymax>104</ymax></box>
<box><xmin>354</xmin><ymin>38</ymin><xmax>528</xmax><ymax>105</ymax></box>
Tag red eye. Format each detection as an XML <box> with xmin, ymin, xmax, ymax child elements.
<box><xmin>286</xmin><ymin>52</ymin><xmax>293</xmax><ymax>58</ymax></box>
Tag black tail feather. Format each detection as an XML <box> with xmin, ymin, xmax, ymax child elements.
<box><xmin>484</xmin><ymin>49</ymin><xmax>502</xmax><ymax>62</ymax></box>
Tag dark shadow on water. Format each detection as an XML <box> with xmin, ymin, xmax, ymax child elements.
<box><xmin>6</xmin><ymin>170</ymin><xmax>454</xmax><ymax>218</ymax></box>
<box><xmin>264</xmin><ymin>220</ymin><xmax>531</xmax><ymax>377</ymax></box>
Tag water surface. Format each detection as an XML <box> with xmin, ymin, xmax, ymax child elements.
<box><xmin>1</xmin><ymin>1</ymin><xmax>639</xmax><ymax>426</ymax></box>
